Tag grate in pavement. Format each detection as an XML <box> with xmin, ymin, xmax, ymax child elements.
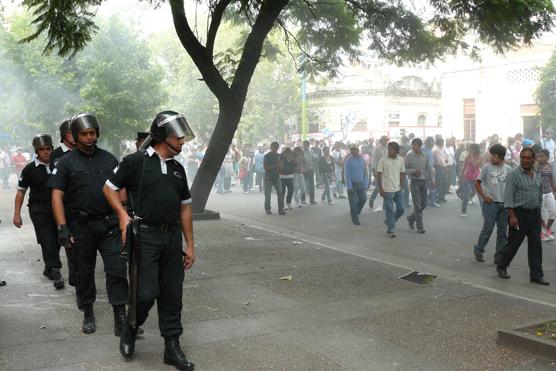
<box><xmin>399</xmin><ymin>270</ymin><xmax>437</xmax><ymax>285</ymax></box>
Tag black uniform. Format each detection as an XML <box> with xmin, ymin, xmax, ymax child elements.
<box><xmin>49</xmin><ymin>144</ymin><xmax>71</xmax><ymax>172</ymax></box>
<box><xmin>47</xmin><ymin>146</ymin><xmax>128</xmax><ymax>308</ymax></box>
<box><xmin>49</xmin><ymin>143</ymin><xmax>76</xmax><ymax>285</ymax></box>
<box><xmin>107</xmin><ymin>146</ymin><xmax>191</xmax><ymax>338</ymax></box>
<box><xmin>18</xmin><ymin>160</ymin><xmax>61</xmax><ymax>270</ymax></box>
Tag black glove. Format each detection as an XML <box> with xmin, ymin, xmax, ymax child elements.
<box><xmin>57</xmin><ymin>225</ymin><xmax>74</xmax><ymax>249</ymax></box>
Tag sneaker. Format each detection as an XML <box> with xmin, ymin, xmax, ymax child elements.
<box><xmin>416</xmin><ymin>229</ymin><xmax>426</xmax><ymax>234</ymax></box>
<box><xmin>310</xmin><ymin>201</ymin><xmax>318</xmax><ymax>205</ymax></box>
<box><xmin>373</xmin><ymin>206</ymin><xmax>383</xmax><ymax>212</ymax></box>
<box><xmin>541</xmin><ymin>232</ymin><xmax>551</xmax><ymax>242</ymax></box>
<box><xmin>333</xmin><ymin>192</ymin><xmax>338</xmax><ymax>199</ymax></box>
<box><xmin>474</xmin><ymin>251</ymin><xmax>485</xmax><ymax>262</ymax></box>
<box><xmin>353</xmin><ymin>220</ymin><xmax>361</xmax><ymax>225</ymax></box>
<box><xmin>287</xmin><ymin>203</ymin><xmax>293</xmax><ymax>210</ymax></box>
<box><xmin>387</xmin><ymin>232</ymin><xmax>396</xmax><ymax>238</ymax></box>
<box><xmin>468</xmin><ymin>200</ymin><xmax>474</xmax><ymax>205</ymax></box>
<box><xmin>430</xmin><ymin>203</ymin><xmax>440</xmax><ymax>208</ymax></box>
<box><xmin>278</xmin><ymin>210</ymin><xmax>286</xmax><ymax>215</ymax></box>
<box><xmin>265</xmin><ymin>210</ymin><xmax>272</xmax><ymax>215</ymax></box>
<box><xmin>339</xmin><ymin>195</ymin><xmax>347</xmax><ymax>199</ymax></box>
<box><xmin>328</xmin><ymin>202</ymin><xmax>335</xmax><ymax>206</ymax></box>
<box><xmin>460</xmin><ymin>213</ymin><xmax>467</xmax><ymax>218</ymax></box>
<box><xmin>407</xmin><ymin>216</ymin><xmax>414</xmax><ymax>230</ymax></box>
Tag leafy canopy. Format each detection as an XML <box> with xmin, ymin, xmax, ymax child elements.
<box><xmin>22</xmin><ymin>0</ymin><xmax>556</xmax><ymax>79</ymax></box>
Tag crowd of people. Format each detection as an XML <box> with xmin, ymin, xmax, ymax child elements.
<box><xmin>210</xmin><ymin>128</ymin><xmax>556</xmax><ymax>285</ymax></box>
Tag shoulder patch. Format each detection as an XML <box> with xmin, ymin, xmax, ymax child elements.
<box><xmin>52</xmin><ymin>168</ymin><xmax>57</xmax><ymax>175</ymax></box>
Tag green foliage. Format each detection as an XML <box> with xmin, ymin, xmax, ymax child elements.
<box><xmin>70</xmin><ymin>14</ymin><xmax>167</xmax><ymax>153</ymax></box>
<box><xmin>0</xmin><ymin>12</ymin><xmax>80</xmax><ymax>142</ymax></box>
<box><xmin>0</xmin><ymin>10</ymin><xmax>166</xmax><ymax>150</ymax></box>
<box><xmin>537</xmin><ymin>49</ymin><xmax>556</xmax><ymax>129</ymax></box>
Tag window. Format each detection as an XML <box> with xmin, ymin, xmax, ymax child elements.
<box><xmin>417</xmin><ymin>114</ymin><xmax>427</xmax><ymax>126</ymax></box>
<box><xmin>388</xmin><ymin>113</ymin><xmax>400</xmax><ymax>127</ymax></box>
<box><xmin>463</xmin><ymin>99</ymin><xmax>476</xmax><ymax>141</ymax></box>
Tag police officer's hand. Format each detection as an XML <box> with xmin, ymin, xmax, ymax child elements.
<box><xmin>119</xmin><ymin>214</ymin><xmax>130</xmax><ymax>246</ymax></box>
<box><xmin>57</xmin><ymin>225</ymin><xmax>74</xmax><ymax>249</ymax></box>
<box><xmin>13</xmin><ymin>214</ymin><xmax>22</xmax><ymax>228</ymax></box>
<box><xmin>184</xmin><ymin>247</ymin><xmax>195</xmax><ymax>270</ymax></box>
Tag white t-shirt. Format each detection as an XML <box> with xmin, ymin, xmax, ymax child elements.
<box><xmin>377</xmin><ymin>156</ymin><xmax>406</xmax><ymax>192</ymax></box>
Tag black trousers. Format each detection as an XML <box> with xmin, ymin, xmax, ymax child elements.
<box><xmin>304</xmin><ymin>170</ymin><xmax>315</xmax><ymax>203</ymax></box>
<box><xmin>68</xmin><ymin>216</ymin><xmax>128</xmax><ymax>307</ymax></box>
<box><xmin>281</xmin><ymin>178</ymin><xmax>294</xmax><ymax>205</ymax></box>
<box><xmin>29</xmin><ymin>203</ymin><xmax>61</xmax><ymax>270</ymax></box>
<box><xmin>498</xmin><ymin>207</ymin><xmax>544</xmax><ymax>280</ymax></box>
<box><xmin>136</xmin><ymin>226</ymin><xmax>185</xmax><ymax>338</ymax></box>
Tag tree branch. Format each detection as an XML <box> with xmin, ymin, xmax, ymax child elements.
<box><xmin>230</xmin><ymin>0</ymin><xmax>290</xmax><ymax>99</ymax></box>
<box><xmin>170</xmin><ymin>0</ymin><xmax>231</xmax><ymax>100</ymax></box>
<box><xmin>206</xmin><ymin>0</ymin><xmax>232</xmax><ymax>57</ymax></box>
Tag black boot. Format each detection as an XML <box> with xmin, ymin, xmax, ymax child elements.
<box><xmin>113</xmin><ymin>305</ymin><xmax>127</xmax><ymax>337</ymax></box>
<box><xmin>82</xmin><ymin>305</ymin><xmax>96</xmax><ymax>334</ymax></box>
<box><xmin>120</xmin><ymin>324</ymin><xmax>137</xmax><ymax>359</ymax></box>
<box><xmin>50</xmin><ymin>268</ymin><xmax>65</xmax><ymax>289</ymax></box>
<box><xmin>163</xmin><ymin>337</ymin><xmax>194</xmax><ymax>370</ymax></box>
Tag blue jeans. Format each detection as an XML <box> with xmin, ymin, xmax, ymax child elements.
<box><xmin>461</xmin><ymin>179</ymin><xmax>475</xmax><ymax>213</ymax></box>
<box><xmin>474</xmin><ymin>202</ymin><xmax>508</xmax><ymax>263</ymax></box>
<box><xmin>348</xmin><ymin>182</ymin><xmax>367</xmax><ymax>222</ymax></box>
<box><xmin>383</xmin><ymin>191</ymin><xmax>405</xmax><ymax>233</ymax></box>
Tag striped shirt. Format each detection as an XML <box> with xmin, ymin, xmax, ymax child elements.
<box><xmin>504</xmin><ymin>166</ymin><xmax>542</xmax><ymax>210</ymax></box>
<box><xmin>405</xmin><ymin>150</ymin><xmax>435</xmax><ymax>180</ymax></box>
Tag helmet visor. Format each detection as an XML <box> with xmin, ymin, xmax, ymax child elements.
<box><xmin>157</xmin><ymin>114</ymin><xmax>195</xmax><ymax>142</ymax></box>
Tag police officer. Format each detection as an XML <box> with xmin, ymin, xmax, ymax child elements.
<box><xmin>50</xmin><ymin>117</ymin><xmax>75</xmax><ymax>171</ymax></box>
<box><xmin>135</xmin><ymin>132</ymin><xmax>149</xmax><ymax>151</ymax></box>
<box><xmin>13</xmin><ymin>134</ymin><xmax>64</xmax><ymax>290</ymax></box>
<box><xmin>47</xmin><ymin>113</ymin><xmax>128</xmax><ymax>335</ymax></box>
<box><xmin>104</xmin><ymin>111</ymin><xmax>195</xmax><ymax>370</ymax></box>
<box><xmin>49</xmin><ymin>117</ymin><xmax>77</xmax><ymax>286</ymax></box>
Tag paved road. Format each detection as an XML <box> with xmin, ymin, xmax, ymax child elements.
<box><xmin>207</xmin><ymin>182</ymin><xmax>556</xmax><ymax>307</ymax></box>
<box><xmin>2</xmin><ymin>175</ymin><xmax>556</xmax><ymax>370</ymax></box>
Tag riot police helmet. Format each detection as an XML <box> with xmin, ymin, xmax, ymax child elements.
<box><xmin>70</xmin><ymin>113</ymin><xmax>100</xmax><ymax>142</ymax></box>
<box><xmin>59</xmin><ymin>117</ymin><xmax>72</xmax><ymax>143</ymax></box>
<box><xmin>32</xmin><ymin>134</ymin><xmax>54</xmax><ymax>152</ymax></box>
<box><xmin>149</xmin><ymin>111</ymin><xmax>195</xmax><ymax>143</ymax></box>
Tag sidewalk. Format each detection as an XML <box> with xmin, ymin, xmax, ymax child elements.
<box><xmin>1</xmin><ymin>188</ymin><xmax>556</xmax><ymax>369</ymax></box>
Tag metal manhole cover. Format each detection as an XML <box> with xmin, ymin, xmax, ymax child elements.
<box><xmin>399</xmin><ymin>271</ymin><xmax>437</xmax><ymax>285</ymax></box>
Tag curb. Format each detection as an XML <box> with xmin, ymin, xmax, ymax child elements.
<box><xmin>193</xmin><ymin>209</ymin><xmax>221</xmax><ymax>221</ymax></box>
<box><xmin>497</xmin><ymin>319</ymin><xmax>556</xmax><ymax>361</ymax></box>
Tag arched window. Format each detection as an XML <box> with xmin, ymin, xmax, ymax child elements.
<box><xmin>417</xmin><ymin>114</ymin><xmax>427</xmax><ymax>126</ymax></box>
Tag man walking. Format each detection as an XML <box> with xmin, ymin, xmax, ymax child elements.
<box><xmin>49</xmin><ymin>118</ymin><xmax>77</xmax><ymax>286</ymax></box>
<box><xmin>48</xmin><ymin>113</ymin><xmax>129</xmax><ymax>334</ymax></box>
<box><xmin>331</xmin><ymin>141</ymin><xmax>346</xmax><ymax>199</ymax></box>
<box><xmin>496</xmin><ymin>148</ymin><xmax>549</xmax><ymax>285</ymax></box>
<box><xmin>405</xmin><ymin>138</ymin><xmax>434</xmax><ymax>234</ymax></box>
<box><xmin>433</xmin><ymin>137</ymin><xmax>448</xmax><ymax>203</ymax></box>
<box><xmin>345</xmin><ymin>144</ymin><xmax>368</xmax><ymax>225</ymax></box>
<box><xmin>104</xmin><ymin>111</ymin><xmax>195</xmax><ymax>370</ymax></box>
<box><xmin>377</xmin><ymin>142</ymin><xmax>406</xmax><ymax>237</ymax></box>
<box><xmin>473</xmin><ymin>144</ymin><xmax>511</xmax><ymax>263</ymax></box>
<box><xmin>264</xmin><ymin>142</ymin><xmax>285</xmax><ymax>215</ymax></box>
<box><xmin>13</xmin><ymin>134</ymin><xmax>64</xmax><ymax>289</ymax></box>
<box><xmin>369</xmin><ymin>136</ymin><xmax>388</xmax><ymax>210</ymax></box>
<box><xmin>303</xmin><ymin>140</ymin><xmax>317</xmax><ymax>204</ymax></box>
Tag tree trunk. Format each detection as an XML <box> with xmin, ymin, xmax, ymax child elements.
<box><xmin>191</xmin><ymin>98</ymin><xmax>243</xmax><ymax>213</ymax></box>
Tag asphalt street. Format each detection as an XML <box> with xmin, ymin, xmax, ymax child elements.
<box><xmin>2</xmin><ymin>174</ymin><xmax>556</xmax><ymax>370</ymax></box>
<box><xmin>207</xmin><ymin>182</ymin><xmax>556</xmax><ymax>308</ymax></box>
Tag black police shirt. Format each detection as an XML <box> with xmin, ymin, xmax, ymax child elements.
<box><xmin>47</xmin><ymin>146</ymin><xmax>118</xmax><ymax>216</ymax></box>
<box><xmin>18</xmin><ymin>160</ymin><xmax>52</xmax><ymax>204</ymax></box>
<box><xmin>107</xmin><ymin>146</ymin><xmax>191</xmax><ymax>225</ymax></box>
<box><xmin>49</xmin><ymin>143</ymin><xmax>71</xmax><ymax>171</ymax></box>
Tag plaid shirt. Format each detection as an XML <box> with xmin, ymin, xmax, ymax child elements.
<box><xmin>504</xmin><ymin>166</ymin><xmax>542</xmax><ymax>210</ymax></box>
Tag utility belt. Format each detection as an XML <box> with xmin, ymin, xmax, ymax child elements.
<box><xmin>139</xmin><ymin>220</ymin><xmax>179</xmax><ymax>233</ymax></box>
<box><xmin>28</xmin><ymin>200</ymin><xmax>52</xmax><ymax>209</ymax></box>
<box><xmin>66</xmin><ymin>209</ymin><xmax>114</xmax><ymax>224</ymax></box>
